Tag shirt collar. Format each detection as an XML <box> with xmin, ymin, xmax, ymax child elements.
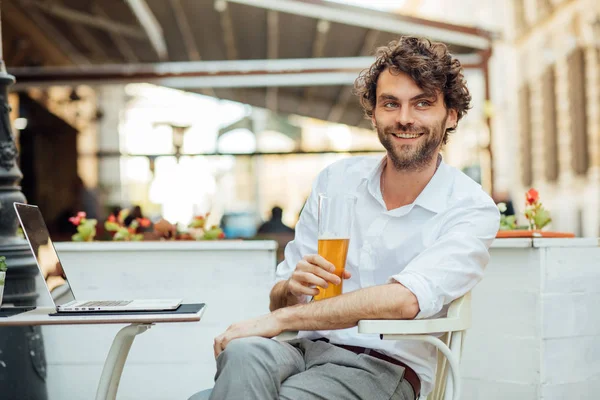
<box><xmin>365</xmin><ymin>154</ymin><xmax>451</xmax><ymax>214</ymax></box>
<box><xmin>413</xmin><ymin>158</ymin><xmax>450</xmax><ymax>213</ymax></box>
<box><xmin>364</xmin><ymin>156</ymin><xmax>387</xmax><ymax>207</ymax></box>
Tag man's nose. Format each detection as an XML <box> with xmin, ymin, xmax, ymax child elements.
<box><xmin>395</xmin><ymin>106</ymin><xmax>415</xmax><ymax>126</ymax></box>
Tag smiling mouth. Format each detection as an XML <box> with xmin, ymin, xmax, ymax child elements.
<box><xmin>391</xmin><ymin>132</ymin><xmax>423</xmax><ymax>139</ymax></box>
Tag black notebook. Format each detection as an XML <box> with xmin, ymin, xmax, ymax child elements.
<box><xmin>0</xmin><ymin>307</ymin><xmax>37</xmax><ymax>317</ymax></box>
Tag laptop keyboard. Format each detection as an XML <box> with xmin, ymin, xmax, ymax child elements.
<box><xmin>77</xmin><ymin>300</ymin><xmax>133</xmax><ymax>307</ymax></box>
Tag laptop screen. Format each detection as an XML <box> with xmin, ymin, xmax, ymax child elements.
<box><xmin>15</xmin><ymin>203</ymin><xmax>76</xmax><ymax>306</ymax></box>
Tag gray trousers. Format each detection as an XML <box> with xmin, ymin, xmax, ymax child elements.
<box><xmin>189</xmin><ymin>337</ymin><xmax>415</xmax><ymax>400</ymax></box>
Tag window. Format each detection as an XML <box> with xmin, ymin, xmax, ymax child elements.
<box><xmin>567</xmin><ymin>47</ymin><xmax>589</xmax><ymax>175</ymax></box>
<box><xmin>541</xmin><ymin>66</ymin><xmax>558</xmax><ymax>181</ymax></box>
<box><xmin>536</xmin><ymin>0</ymin><xmax>552</xmax><ymax>20</ymax></box>
<box><xmin>519</xmin><ymin>84</ymin><xmax>533</xmax><ymax>186</ymax></box>
<box><xmin>513</xmin><ymin>0</ymin><xmax>527</xmax><ymax>36</ymax></box>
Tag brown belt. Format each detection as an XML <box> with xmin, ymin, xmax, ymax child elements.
<box><xmin>314</xmin><ymin>338</ymin><xmax>421</xmax><ymax>398</ymax></box>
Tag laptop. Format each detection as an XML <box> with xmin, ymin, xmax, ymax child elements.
<box><xmin>14</xmin><ymin>202</ymin><xmax>182</xmax><ymax>312</ymax></box>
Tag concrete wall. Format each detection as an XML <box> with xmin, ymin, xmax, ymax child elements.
<box><xmin>462</xmin><ymin>238</ymin><xmax>600</xmax><ymax>399</ymax></box>
<box><xmin>38</xmin><ymin>238</ymin><xmax>600</xmax><ymax>399</ymax></box>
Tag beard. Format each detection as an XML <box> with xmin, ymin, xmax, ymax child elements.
<box><xmin>376</xmin><ymin>116</ymin><xmax>447</xmax><ymax>172</ymax></box>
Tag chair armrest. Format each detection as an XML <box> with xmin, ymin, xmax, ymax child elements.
<box><xmin>275</xmin><ymin>331</ymin><xmax>299</xmax><ymax>341</ymax></box>
<box><xmin>359</xmin><ymin>292</ymin><xmax>472</xmax><ymax>335</ymax></box>
<box><xmin>358</xmin><ymin>315</ymin><xmax>469</xmax><ymax>335</ymax></box>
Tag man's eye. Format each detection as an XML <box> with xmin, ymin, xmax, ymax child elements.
<box><xmin>416</xmin><ymin>101</ymin><xmax>431</xmax><ymax>108</ymax></box>
<box><xmin>383</xmin><ymin>102</ymin><xmax>397</xmax><ymax>108</ymax></box>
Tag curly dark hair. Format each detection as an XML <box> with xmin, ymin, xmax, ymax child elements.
<box><xmin>354</xmin><ymin>36</ymin><xmax>472</xmax><ymax>143</ymax></box>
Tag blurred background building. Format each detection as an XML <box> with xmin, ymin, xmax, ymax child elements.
<box><xmin>507</xmin><ymin>0</ymin><xmax>600</xmax><ymax>237</ymax></box>
<box><xmin>4</xmin><ymin>0</ymin><xmax>599</xmax><ymax>237</ymax></box>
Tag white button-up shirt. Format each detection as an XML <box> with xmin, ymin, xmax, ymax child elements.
<box><xmin>275</xmin><ymin>155</ymin><xmax>500</xmax><ymax>396</ymax></box>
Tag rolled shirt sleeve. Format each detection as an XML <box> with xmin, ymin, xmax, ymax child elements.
<box><xmin>389</xmin><ymin>197</ymin><xmax>500</xmax><ymax>319</ymax></box>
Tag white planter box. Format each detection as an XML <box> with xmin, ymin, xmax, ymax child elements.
<box><xmin>462</xmin><ymin>238</ymin><xmax>600</xmax><ymax>400</ymax></box>
<box><xmin>42</xmin><ymin>240</ymin><xmax>277</xmax><ymax>400</ymax></box>
<box><xmin>42</xmin><ymin>238</ymin><xmax>600</xmax><ymax>400</ymax></box>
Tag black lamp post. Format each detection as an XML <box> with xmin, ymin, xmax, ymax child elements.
<box><xmin>0</xmin><ymin>1</ymin><xmax>48</xmax><ymax>398</ymax></box>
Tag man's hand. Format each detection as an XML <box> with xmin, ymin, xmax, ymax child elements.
<box><xmin>287</xmin><ymin>254</ymin><xmax>352</xmax><ymax>298</ymax></box>
<box><xmin>213</xmin><ymin>313</ymin><xmax>284</xmax><ymax>358</ymax></box>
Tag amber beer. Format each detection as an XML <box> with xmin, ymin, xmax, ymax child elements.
<box><xmin>314</xmin><ymin>193</ymin><xmax>356</xmax><ymax>300</ymax></box>
<box><xmin>314</xmin><ymin>237</ymin><xmax>350</xmax><ymax>300</ymax></box>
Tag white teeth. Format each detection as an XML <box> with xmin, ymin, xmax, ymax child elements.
<box><xmin>393</xmin><ymin>133</ymin><xmax>421</xmax><ymax>139</ymax></box>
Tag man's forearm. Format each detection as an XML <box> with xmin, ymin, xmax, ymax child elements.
<box><xmin>274</xmin><ymin>283</ymin><xmax>419</xmax><ymax>331</ymax></box>
<box><xmin>269</xmin><ymin>280</ymin><xmax>304</xmax><ymax>311</ymax></box>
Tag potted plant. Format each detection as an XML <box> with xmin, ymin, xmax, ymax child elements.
<box><xmin>496</xmin><ymin>188</ymin><xmax>574</xmax><ymax>238</ymax></box>
<box><xmin>67</xmin><ymin>209</ymin><xmax>226</xmax><ymax>242</ymax></box>
<box><xmin>0</xmin><ymin>256</ymin><xmax>7</xmax><ymax>307</ymax></box>
<box><xmin>186</xmin><ymin>213</ymin><xmax>225</xmax><ymax>240</ymax></box>
<box><xmin>69</xmin><ymin>212</ymin><xmax>98</xmax><ymax>242</ymax></box>
<box><xmin>188</xmin><ymin>214</ymin><xmax>209</xmax><ymax>240</ymax></box>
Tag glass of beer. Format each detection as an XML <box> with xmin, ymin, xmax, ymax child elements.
<box><xmin>313</xmin><ymin>193</ymin><xmax>357</xmax><ymax>301</ymax></box>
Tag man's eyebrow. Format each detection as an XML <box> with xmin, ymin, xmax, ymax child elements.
<box><xmin>410</xmin><ymin>92</ymin><xmax>437</xmax><ymax>102</ymax></box>
<box><xmin>377</xmin><ymin>92</ymin><xmax>438</xmax><ymax>102</ymax></box>
<box><xmin>377</xmin><ymin>93</ymin><xmax>399</xmax><ymax>101</ymax></box>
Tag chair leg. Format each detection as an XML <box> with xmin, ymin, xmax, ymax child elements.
<box><xmin>383</xmin><ymin>334</ymin><xmax>461</xmax><ymax>400</ymax></box>
<box><xmin>95</xmin><ymin>323</ymin><xmax>153</xmax><ymax>400</ymax></box>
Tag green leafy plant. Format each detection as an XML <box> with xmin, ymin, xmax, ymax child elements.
<box><xmin>188</xmin><ymin>214</ymin><xmax>209</xmax><ymax>229</ymax></box>
<box><xmin>524</xmin><ymin>188</ymin><xmax>551</xmax><ymax>230</ymax></box>
<box><xmin>497</xmin><ymin>203</ymin><xmax>517</xmax><ymax>231</ymax></box>
<box><xmin>187</xmin><ymin>214</ymin><xmax>225</xmax><ymax>240</ymax></box>
<box><xmin>203</xmin><ymin>225</ymin><xmax>226</xmax><ymax>240</ymax></box>
<box><xmin>69</xmin><ymin>212</ymin><xmax>98</xmax><ymax>242</ymax></box>
<box><xmin>104</xmin><ymin>209</ymin><xmax>150</xmax><ymax>241</ymax></box>
<box><xmin>0</xmin><ymin>256</ymin><xmax>7</xmax><ymax>286</ymax></box>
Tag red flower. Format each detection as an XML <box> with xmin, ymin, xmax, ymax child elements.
<box><xmin>138</xmin><ymin>218</ymin><xmax>151</xmax><ymax>228</ymax></box>
<box><xmin>107</xmin><ymin>215</ymin><xmax>116</xmax><ymax>222</ymax></box>
<box><xmin>69</xmin><ymin>216</ymin><xmax>81</xmax><ymax>226</ymax></box>
<box><xmin>526</xmin><ymin>188</ymin><xmax>539</xmax><ymax>205</ymax></box>
<box><xmin>194</xmin><ymin>216</ymin><xmax>205</xmax><ymax>220</ymax></box>
<box><xmin>77</xmin><ymin>211</ymin><xmax>86</xmax><ymax>218</ymax></box>
<box><xmin>218</xmin><ymin>232</ymin><xmax>225</xmax><ymax>239</ymax></box>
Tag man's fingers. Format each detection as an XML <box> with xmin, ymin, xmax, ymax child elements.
<box><xmin>292</xmin><ymin>270</ymin><xmax>329</xmax><ymax>288</ymax></box>
<box><xmin>343</xmin><ymin>270</ymin><xmax>352</xmax><ymax>279</ymax></box>
<box><xmin>213</xmin><ymin>337</ymin><xmax>222</xmax><ymax>358</ymax></box>
<box><xmin>288</xmin><ymin>279</ymin><xmax>320</xmax><ymax>296</ymax></box>
<box><xmin>214</xmin><ymin>334</ymin><xmax>232</xmax><ymax>358</ymax></box>
<box><xmin>302</xmin><ymin>254</ymin><xmax>335</xmax><ymax>272</ymax></box>
<box><xmin>297</xmin><ymin>259</ymin><xmax>341</xmax><ymax>285</ymax></box>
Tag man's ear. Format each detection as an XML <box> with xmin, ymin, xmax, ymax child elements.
<box><xmin>446</xmin><ymin>109</ymin><xmax>458</xmax><ymax>130</ymax></box>
<box><xmin>371</xmin><ymin>114</ymin><xmax>377</xmax><ymax>129</ymax></box>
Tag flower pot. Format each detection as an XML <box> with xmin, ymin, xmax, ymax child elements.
<box><xmin>496</xmin><ymin>230</ymin><xmax>575</xmax><ymax>238</ymax></box>
<box><xmin>0</xmin><ymin>271</ymin><xmax>5</xmax><ymax>307</ymax></box>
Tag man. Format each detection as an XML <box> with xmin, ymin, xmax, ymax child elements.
<box><xmin>257</xmin><ymin>206</ymin><xmax>295</xmax><ymax>234</ymax></box>
<box><xmin>194</xmin><ymin>36</ymin><xmax>500</xmax><ymax>400</ymax></box>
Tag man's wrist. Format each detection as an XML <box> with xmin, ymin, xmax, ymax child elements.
<box><xmin>273</xmin><ymin>304</ymin><xmax>297</xmax><ymax>330</ymax></box>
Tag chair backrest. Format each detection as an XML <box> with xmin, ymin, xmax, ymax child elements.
<box><xmin>446</xmin><ymin>291</ymin><xmax>471</xmax><ymax>324</ymax></box>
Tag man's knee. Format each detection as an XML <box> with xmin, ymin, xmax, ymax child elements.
<box><xmin>187</xmin><ymin>388</ymin><xmax>212</xmax><ymax>400</ymax></box>
<box><xmin>219</xmin><ymin>336</ymin><xmax>276</xmax><ymax>364</ymax></box>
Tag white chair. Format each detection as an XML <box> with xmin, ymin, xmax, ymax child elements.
<box><xmin>358</xmin><ymin>292</ymin><xmax>471</xmax><ymax>400</ymax></box>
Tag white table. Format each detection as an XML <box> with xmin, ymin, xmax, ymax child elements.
<box><xmin>0</xmin><ymin>304</ymin><xmax>206</xmax><ymax>400</ymax></box>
